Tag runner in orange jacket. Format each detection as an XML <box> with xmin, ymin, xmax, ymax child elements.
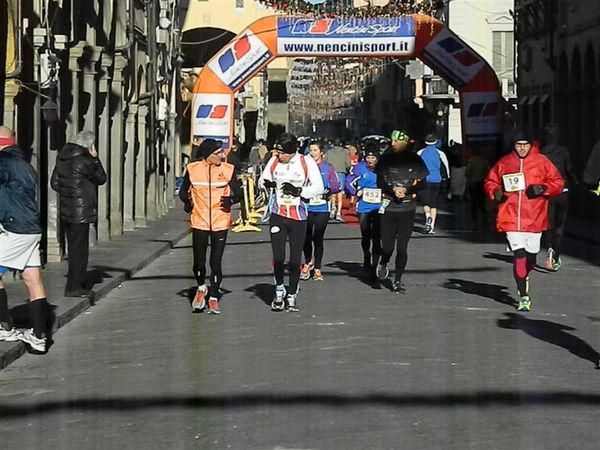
<box><xmin>179</xmin><ymin>139</ymin><xmax>242</xmax><ymax>315</ymax></box>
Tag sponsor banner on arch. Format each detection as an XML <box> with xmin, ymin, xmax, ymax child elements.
<box><xmin>277</xmin><ymin>17</ymin><xmax>416</xmax><ymax>57</ymax></box>
<box><xmin>419</xmin><ymin>27</ymin><xmax>485</xmax><ymax>88</ymax></box>
<box><xmin>208</xmin><ymin>30</ymin><xmax>273</xmax><ymax>90</ymax></box>
<box><xmin>462</xmin><ymin>91</ymin><xmax>502</xmax><ymax>142</ymax></box>
<box><xmin>192</xmin><ymin>93</ymin><xmax>233</xmax><ymax>147</ymax></box>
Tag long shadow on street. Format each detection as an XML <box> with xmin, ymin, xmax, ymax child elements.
<box><xmin>0</xmin><ymin>390</ymin><xmax>599</xmax><ymax>418</ymax></box>
<box><xmin>497</xmin><ymin>313</ymin><xmax>600</xmax><ymax>369</ymax></box>
<box><xmin>443</xmin><ymin>278</ymin><xmax>517</xmax><ymax>307</ymax></box>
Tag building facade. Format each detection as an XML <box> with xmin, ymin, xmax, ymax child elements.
<box><xmin>515</xmin><ymin>0</ymin><xmax>600</xmax><ymax>178</ymax></box>
<box><xmin>421</xmin><ymin>0</ymin><xmax>516</xmax><ymax>146</ymax></box>
<box><xmin>1</xmin><ymin>0</ymin><xmax>184</xmax><ymax>262</ymax></box>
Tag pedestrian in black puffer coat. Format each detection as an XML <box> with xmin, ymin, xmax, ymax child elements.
<box><xmin>51</xmin><ymin>131</ymin><xmax>106</xmax><ymax>298</ymax></box>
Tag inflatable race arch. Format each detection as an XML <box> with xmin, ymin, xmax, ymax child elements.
<box><xmin>191</xmin><ymin>14</ymin><xmax>502</xmax><ymax>150</ymax></box>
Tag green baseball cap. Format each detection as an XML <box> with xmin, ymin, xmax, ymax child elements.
<box><xmin>390</xmin><ymin>129</ymin><xmax>410</xmax><ymax>142</ymax></box>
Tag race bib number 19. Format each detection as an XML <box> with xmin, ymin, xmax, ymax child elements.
<box><xmin>502</xmin><ymin>173</ymin><xmax>525</xmax><ymax>192</ymax></box>
<box><xmin>362</xmin><ymin>188</ymin><xmax>382</xmax><ymax>204</ymax></box>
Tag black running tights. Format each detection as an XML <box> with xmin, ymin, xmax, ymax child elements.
<box><xmin>303</xmin><ymin>212</ymin><xmax>329</xmax><ymax>269</ymax></box>
<box><xmin>192</xmin><ymin>228</ymin><xmax>228</xmax><ymax>298</ymax></box>
<box><xmin>380</xmin><ymin>210</ymin><xmax>416</xmax><ymax>283</ymax></box>
<box><xmin>358</xmin><ymin>212</ymin><xmax>382</xmax><ymax>260</ymax></box>
<box><xmin>270</xmin><ymin>214</ymin><xmax>307</xmax><ymax>295</ymax></box>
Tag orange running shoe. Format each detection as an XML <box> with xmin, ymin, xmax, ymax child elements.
<box><xmin>192</xmin><ymin>286</ymin><xmax>207</xmax><ymax>311</ymax></box>
<box><xmin>207</xmin><ymin>297</ymin><xmax>221</xmax><ymax>315</ymax></box>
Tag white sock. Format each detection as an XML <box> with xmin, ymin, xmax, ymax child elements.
<box><xmin>197</xmin><ymin>284</ymin><xmax>207</xmax><ymax>292</ymax></box>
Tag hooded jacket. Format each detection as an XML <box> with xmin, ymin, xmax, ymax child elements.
<box><xmin>484</xmin><ymin>144</ymin><xmax>564</xmax><ymax>233</ymax></box>
<box><xmin>0</xmin><ymin>145</ymin><xmax>41</xmax><ymax>234</ymax></box>
<box><xmin>51</xmin><ymin>143</ymin><xmax>107</xmax><ymax>224</ymax></box>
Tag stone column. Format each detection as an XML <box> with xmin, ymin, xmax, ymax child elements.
<box><xmin>45</xmin><ymin>147</ymin><xmax>61</xmax><ymax>262</ymax></box>
<box><xmin>66</xmin><ymin>42</ymin><xmax>86</xmax><ymax>141</ymax></box>
<box><xmin>2</xmin><ymin>80</ymin><xmax>20</xmax><ymax>128</ymax></box>
<box><xmin>96</xmin><ymin>52</ymin><xmax>112</xmax><ymax>241</ymax></box>
<box><xmin>123</xmin><ymin>104</ymin><xmax>138</xmax><ymax>231</ymax></box>
<box><xmin>109</xmin><ymin>55</ymin><xmax>128</xmax><ymax>236</ymax></box>
<box><xmin>167</xmin><ymin>111</ymin><xmax>177</xmax><ymax>209</ymax></box>
<box><xmin>135</xmin><ymin>104</ymin><xmax>148</xmax><ymax>228</ymax></box>
<box><xmin>146</xmin><ymin>128</ymin><xmax>158</xmax><ymax>222</ymax></box>
<box><xmin>80</xmin><ymin>46</ymin><xmax>102</xmax><ymax>135</ymax></box>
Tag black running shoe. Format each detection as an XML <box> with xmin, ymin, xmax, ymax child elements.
<box><xmin>391</xmin><ymin>281</ymin><xmax>406</xmax><ymax>294</ymax></box>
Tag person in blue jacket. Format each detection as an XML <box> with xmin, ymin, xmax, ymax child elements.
<box><xmin>300</xmin><ymin>141</ymin><xmax>341</xmax><ymax>281</ymax></box>
<box><xmin>346</xmin><ymin>143</ymin><xmax>382</xmax><ymax>282</ymax></box>
<box><xmin>417</xmin><ymin>133</ymin><xmax>450</xmax><ymax>234</ymax></box>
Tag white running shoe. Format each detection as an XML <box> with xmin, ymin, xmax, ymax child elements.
<box><xmin>20</xmin><ymin>328</ymin><xmax>46</xmax><ymax>352</ymax></box>
<box><xmin>0</xmin><ymin>325</ymin><xmax>22</xmax><ymax>342</ymax></box>
<box><xmin>271</xmin><ymin>286</ymin><xmax>286</xmax><ymax>311</ymax></box>
<box><xmin>286</xmin><ymin>294</ymin><xmax>299</xmax><ymax>312</ymax></box>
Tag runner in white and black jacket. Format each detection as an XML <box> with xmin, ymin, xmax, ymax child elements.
<box><xmin>258</xmin><ymin>133</ymin><xmax>324</xmax><ymax>312</ymax></box>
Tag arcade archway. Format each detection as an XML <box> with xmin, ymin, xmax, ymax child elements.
<box><xmin>191</xmin><ymin>15</ymin><xmax>502</xmax><ymax>150</ymax></box>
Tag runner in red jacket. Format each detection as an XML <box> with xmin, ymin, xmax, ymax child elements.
<box><xmin>485</xmin><ymin>132</ymin><xmax>564</xmax><ymax>311</ymax></box>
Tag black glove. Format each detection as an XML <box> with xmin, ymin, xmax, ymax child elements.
<box><xmin>281</xmin><ymin>182</ymin><xmax>302</xmax><ymax>197</ymax></box>
<box><xmin>183</xmin><ymin>200</ymin><xmax>193</xmax><ymax>213</ymax></box>
<box><xmin>263</xmin><ymin>179</ymin><xmax>277</xmax><ymax>190</ymax></box>
<box><xmin>525</xmin><ymin>184</ymin><xmax>546</xmax><ymax>199</ymax></box>
<box><xmin>322</xmin><ymin>188</ymin><xmax>331</xmax><ymax>200</ymax></box>
<box><xmin>493</xmin><ymin>189</ymin><xmax>507</xmax><ymax>203</ymax></box>
<box><xmin>220</xmin><ymin>196</ymin><xmax>232</xmax><ymax>213</ymax></box>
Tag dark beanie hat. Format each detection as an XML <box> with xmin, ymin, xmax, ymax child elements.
<box><xmin>196</xmin><ymin>138</ymin><xmax>223</xmax><ymax>160</ymax></box>
<box><xmin>363</xmin><ymin>142</ymin><xmax>380</xmax><ymax>158</ymax></box>
<box><xmin>425</xmin><ymin>133</ymin><xmax>437</xmax><ymax>145</ymax></box>
<box><xmin>274</xmin><ymin>132</ymin><xmax>298</xmax><ymax>154</ymax></box>
<box><xmin>512</xmin><ymin>129</ymin><xmax>530</xmax><ymax>144</ymax></box>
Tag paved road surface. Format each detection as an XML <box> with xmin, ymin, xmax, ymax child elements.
<box><xmin>1</xmin><ymin>214</ymin><xmax>599</xmax><ymax>450</ymax></box>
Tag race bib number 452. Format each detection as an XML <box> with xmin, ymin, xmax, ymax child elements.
<box><xmin>362</xmin><ymin>188</ymin><xmax>382</xmax><ymax>204</ymax></box>
<box><xmin>502</xmin><ymin>172</ymin><xmax>525</xmax><ymax>192</ymax></box>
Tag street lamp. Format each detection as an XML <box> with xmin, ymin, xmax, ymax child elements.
<box><xmin>41</xmin><ymin>99</ymin><xmax>59</xmax><ymax>123</ymax></box>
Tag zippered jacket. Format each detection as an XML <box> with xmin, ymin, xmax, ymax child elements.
<box><xmin>0</xmin><ymin>145</ymin><xmax>41</xmax><ymax>234</ymax></box>
<box><xmin>307</xmin><ymin>161</ymin><xmax>341</xmax><ymax>213</ymax></box>
<box><xmin>51</xmin><ymin>143</ymin><xmax>107</xmax><ymax>224</ymax></box>
<box><xmin>417</xmin><ymin>145</ymin><xmax>450</xmax><ymax>183</ymax></box>
<box><xmin>484</xmin><ymin>146</ymin><xmax>564</xmax><ymax>233</ymax></box>
<box><xmin>346</xmin><ymin>160</ymin><xmax>381</xmax><ymax>214</ymax></box>
<box><xmin>258</xmin><ymin>153</ymin><xmax>324</xmax><ymax>221</ymax></box>
<box><xmin>180</xmin><ymin>160</ymin><xmax>241</xmax><ymax>231</ymax></box>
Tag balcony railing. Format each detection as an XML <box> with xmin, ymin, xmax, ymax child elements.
<box><xmin>423</xmin><ymin>77</ymin><xmax>456</xmax><ymax>98</ymax></box>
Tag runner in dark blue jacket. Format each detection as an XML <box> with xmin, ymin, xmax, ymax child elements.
<box><xmin>346</xmin><ymin>143</ymin><xmax>382</xmax><ymax>282</ymax></box>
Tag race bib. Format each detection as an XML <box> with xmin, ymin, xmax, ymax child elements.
<box><xmin>362</xmin><ymin>188</ymin><xmax>382</xmax><ymax>204</ymax></box>
<box><xmin>309</xmin><ymin>196</ymin><xmax>327</xmax><ymax>206</ymax></box>
<box><xmin>276</xmin><ymin>190</ymin><xmax>301</xmax><ymax>207</ymax></box>
<box><xmin>502</xmin><ymin>172</ymin><xmax>526</xmax><ymax>192</ymax></box>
